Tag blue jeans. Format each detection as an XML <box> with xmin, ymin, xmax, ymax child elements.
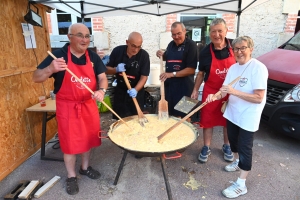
<box><xmin>227</xmin><ymin>120</ymin><xmax>255</xmax><ymax>171</ymax></box>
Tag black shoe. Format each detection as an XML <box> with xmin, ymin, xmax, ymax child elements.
<box><xmin>79</xmin><ymin>166</ymin><xmax>101</xmax><ymax>179</ymax></box>
<box><xmin>66</xmin><ymin>177</ymin><xmax>79</xmax><ymax>195</ymax></box>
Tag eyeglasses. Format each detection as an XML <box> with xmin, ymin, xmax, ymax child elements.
<box><xmin>171</xmin><ymin>32</ymin><xmax>183</xmax><ymax>37</ymax></box>
<box><xmin>128</xmin><ymin>41</ymin><xmax>142</xmax><ymax>49</ymax></box>
<box><xmin>69</xmin><ymin>33</ymin><xmax>91</xmax><ymax>39</ymax></box>
<box><xmin>233</xmin><ymin>46</ymin><xmax>248</xmax><ymax>52</ymax></box>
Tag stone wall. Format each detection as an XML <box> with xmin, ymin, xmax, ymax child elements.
<box><xmin>238</xmin><ymin>0</ymin><xmax>291</xmax><ymax>58</ymax></box>
<box><xmin>49</xmin><ymin>0</ymin><xmax>299</xmax><ymax>60</ymax></box>
<box><xmin>103</xmin><ymin>15</ymin><xmax>167</xmax><ymax>64</ymax></box>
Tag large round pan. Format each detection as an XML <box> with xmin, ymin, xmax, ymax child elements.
<box><xmin>107</xmin><ymin>114</ymin><xmax>199</xmax><ymax>157</ymax></box>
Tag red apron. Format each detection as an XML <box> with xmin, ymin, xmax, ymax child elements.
<box><xmin>200</xmin><ymin>43</ymin><xmax>235</xmax><ymax>128</ymax></box>
<box><xmin>56</xmin><ymin>46</ymin><xmax>101</xmax><ymax>154</ymax></box>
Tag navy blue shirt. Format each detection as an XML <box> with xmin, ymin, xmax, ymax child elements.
<box><xmin>37</xmin><ymin>43</ymin><xmax>106</xmax><ymax>93</ymax></box>
<box><xmin>163</xmin><ymin>38</ymin><xmax>198</xmax><ymax>70</ymax></box>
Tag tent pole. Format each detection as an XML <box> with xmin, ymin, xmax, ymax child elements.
<box><xmin>236</xmin><ymin>0</ymin><xmax>242</xmax><ymax>37</ymax></box>
<box><xmin>80</xmin><ymin>1</ymin><xmax>85</xmax><ymax>23</ymax></box>
<box><xmin>236</xmin><ymin>13</ymin><xmax>240</xmax><ymax>37</ymax></box>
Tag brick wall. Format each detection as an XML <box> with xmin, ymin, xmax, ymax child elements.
<box><xmin>93</xmin><ymin>17</ymin><xmax>103</xmax><ymax>31</ymax></box>
<box><xmin>284</xmin><ymin>13</ymin><xmax>297</xmax><ymax>33</ymax></box>
<box><xmin>166</xmin><ymin>14</ymin><xmax>177</xmax><ymax>31</ymax></box>
<box><xmin>92</xmin><ymin>17</ymin><xmax>105</xmax><ymax>58</ymax></box>
<box><xmin>222</xmin><ymin>13</ymin><xmax>236</xmax><ymax>33</ymax></box>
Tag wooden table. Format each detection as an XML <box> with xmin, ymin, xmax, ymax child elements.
<box><xmin>26</xmin><ymin>98</ymin><xmax>63</xmax><ymax>161</ymax></box>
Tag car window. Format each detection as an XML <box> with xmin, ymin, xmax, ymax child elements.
<box><xmin>284</xmin><ymin>32</ymin><xmax>300</xmax><ymax>51</ymax></box>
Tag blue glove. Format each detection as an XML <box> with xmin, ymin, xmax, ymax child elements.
<box><xmin>127</xmin><ymin>88</ymin><xmax>137</xmax><ymax>98</ymax></box>
<box><xmin>116</xmin><ymin>63</ymin><xmax>126</xmax><ymax>73</ymax></box>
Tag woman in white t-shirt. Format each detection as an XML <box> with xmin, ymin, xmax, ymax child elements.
<box><xmin>206</xmin><ymin>36</ymin><xmax>268</xmax><ymax>199</ymax></box>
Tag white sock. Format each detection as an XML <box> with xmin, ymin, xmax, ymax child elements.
<box><xmin>236</xmin><ymin>177</ymin><xmax>246</xmax><ymax>188</ymax></box>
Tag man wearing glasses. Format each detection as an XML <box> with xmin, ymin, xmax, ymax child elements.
<box><xmin>191</xmin><ymin>18</ymin><xmax>235</xmax><ymax>164</ymax></box>
<box><xmin>32</xmin><ymin>23</ymin><xmax>108</xmax><ymax>195</ymax></box>
<box><xmin>106</xmin><ymin>32</ymin><xmax>150</xmax><ymax>120</ymax></box>
<box><xmin>156</xmin><ymin>22</ymin><xmax>197</xmax><ymax>120</ymax></box>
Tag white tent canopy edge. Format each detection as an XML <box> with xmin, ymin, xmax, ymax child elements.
<box><xmin>30</xmin><ymin>0</ymin><xmax>270</xmax><ymax>36</ymax></box>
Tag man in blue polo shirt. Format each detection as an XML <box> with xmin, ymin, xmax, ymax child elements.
<box><xmin>156</xmin><ymin>22</ymin><xmax>198</xmax><ymax>118</ymax></box>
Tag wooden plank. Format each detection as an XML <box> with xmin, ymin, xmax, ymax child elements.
<box><xmin>18</xmin><ymin>180</ymin><xmax>40</xmax><ymax>199</ymax></box>
<box><xmin>34</xmin><ymin>176</ymin><xmax>61</xmax><ymax>198</ymax></box>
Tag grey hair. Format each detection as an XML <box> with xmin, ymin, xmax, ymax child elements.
<box><xmin>171</xmin><ymin>22</ymin><xmax>185</xmax><ymax>30</ymax></box>
<box><xmin>232</xmin><ymin>36</ymin><xmax>254</xmax><ymax>49</ymax></box>
<box><xmin>209</xmin><ymin>18</ymin><xmax>227</xmax><ymax>31</ymax></box>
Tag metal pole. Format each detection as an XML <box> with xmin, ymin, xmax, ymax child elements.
<box><xmin>236</xmin><ymin>13</ymin><xmax>241</xmax><ymax>37</ymax></box>
<box><xmin>236</xmin><ymin>0</ymin><xmax>242</xmax><ymax>37</ymax></box>
<box><xmin>160</xmin><ymin>156</ymin><xmax>173</xmax><ymax>200</ymax></box>
<box><xmin>113</xmin><ymin>150</ymin><xmax>128</xmax><ymax>185</ymax></box>
<box><xmin>80</xmin><ymin>1</ymin><xmax>85</xmax><ymax>23</ymax></box>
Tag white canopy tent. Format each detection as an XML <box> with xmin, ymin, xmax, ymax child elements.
<box><xmin>30</xmin><ymin>0</ymin><xmax>270</xmax><ymax>36</ymax></box>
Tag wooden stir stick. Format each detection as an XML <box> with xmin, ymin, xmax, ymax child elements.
<box><xmin>121</xmin><ymin>71</ymin><xmax>148</xmax><ymax>127</ymax></box>
<box><xmin>158</xmin><ymin>56</ymin><xmax>169</xmax><ymax>120</ymax></box>
<box><xmin>157</xmin><ymin>76</ymin><xmax>241</xmax><ymax>142</ymax></box>
<box><xmin>47</xmin><ymin>51</ymin><xmax>130</xmax><ymax>129</ymax></box>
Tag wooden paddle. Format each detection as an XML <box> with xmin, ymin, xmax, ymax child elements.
<box><xmin>47</xmin><ymin>51</ymin><xmax>130</xmax><ymax>129</ymax></box>
<box><xmin>157</xmin><ymin>76</ymin><xmax>241</xmax><ymax>142</ymax></box>
<box><xmin>158</xmin><ymin>56</ymin><xmax>169</xmax><ymax>120</ymax></box>
<box><xmin>121</xmin><ymin>71</ymin><xmax>148</xmax><ymax>127</ymax></box>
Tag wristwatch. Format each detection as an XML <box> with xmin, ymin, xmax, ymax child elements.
<box><xmin>99</xmin><ymin>88</ymin><xmax>107</xmax><ymax>93</ymax></box>
<box><xmin>173</xmin><ymin>71</ymin><xmax>177</xmax><ymax>77</ymax></box>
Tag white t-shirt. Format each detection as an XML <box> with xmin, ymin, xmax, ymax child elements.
<box><xmin>223</xmin><ymin>58</ymin><xmax>268</xmax><ymax>132</ymax></box>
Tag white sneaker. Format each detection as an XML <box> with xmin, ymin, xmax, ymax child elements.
<box><xmin>222</xmin><ymin>181</ymin><xmax>247</xmax><ymax>198</ymax></box>
<box><xmin>225</xmin><ymin>159</ymin><xmax>240</xmax><ymax>172</ymax></box>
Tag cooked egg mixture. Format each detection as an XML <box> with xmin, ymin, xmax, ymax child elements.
<box><xmin>108</xmin><ymin>115</ymin><xmax>196</xmax><ymax>152</ymax></box>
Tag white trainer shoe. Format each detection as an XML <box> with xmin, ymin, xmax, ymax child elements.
<box><xmin>222</xmin><ymin>181</ymin><xmax>247</xmax><ymax>198</ymax></box>
<box><xmin>225</xmin><ymin>159</ymin><xmax>240</xmax><ymax>172</ymax></box>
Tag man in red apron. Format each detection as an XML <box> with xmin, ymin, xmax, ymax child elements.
<box><xmin>33</xmin><ymin>23</ymin><xmax>108</xmax><ymax>195</ymax></box>
<box><xmin>191</xmin><ymin>18</ymin><xmax>235</xmax><ymax>163</ymax></box>
<box><xmin>156</xmin><ymin>22</ymin><xmax>198</xmax><ymax>118</ymax></box>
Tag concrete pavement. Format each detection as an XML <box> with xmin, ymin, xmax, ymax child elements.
<box><xmin>0</xmin><ymin>112</ymin><xmax>299</xmax><ymax>200</ymax></box>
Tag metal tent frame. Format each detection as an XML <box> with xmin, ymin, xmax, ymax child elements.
<box><xmin>30</xmin><ymin>0</ymin><xmax>270</xmax><ymax>36</ymax></box>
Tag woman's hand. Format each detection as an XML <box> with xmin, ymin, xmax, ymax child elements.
<box><xmin>206</xmin><ymin>94</ymin><xmax>217</xmax><ymax>103</ymax></box>
<box><xmin>220</xmin><ymin>85</ymin><xmax>233</xmax><ymax>95</ymax></box>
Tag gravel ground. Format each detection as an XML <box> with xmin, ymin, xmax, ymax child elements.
<box><xmin>1</xmin><ymin>112</ymin><xmax>300</xmax><ymax>200</ymax></box>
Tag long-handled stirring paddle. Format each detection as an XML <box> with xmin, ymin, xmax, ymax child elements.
<box><xmin>47</xmin><ymin>51</ymin><xmax>130</xmax><ymax>129</ymax></box>
<box><xmin>157</xmin><ymin>76</ymin><xmax>241</xmax><ymax>143</ymax></box>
